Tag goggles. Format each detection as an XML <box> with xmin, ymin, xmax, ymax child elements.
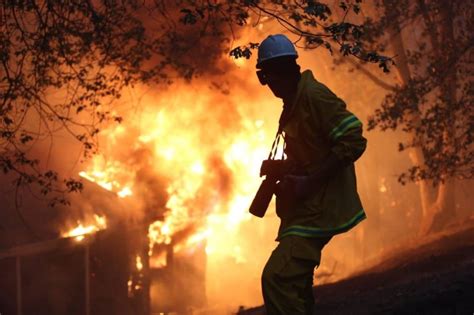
<box><xmin>256</xmin><ymin>70</ymin><xmax>287</xmax><ymax>86</ymax></box>
<box><xmin>256</xmin><ymin>70</ymin><xmax>268</xmax><ymax>85</ymax></box>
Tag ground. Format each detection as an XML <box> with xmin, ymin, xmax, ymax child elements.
<box><xmin>237</xmin><ymin>219</ymin><xmax>474</xmax><ymax>315</ymax></box>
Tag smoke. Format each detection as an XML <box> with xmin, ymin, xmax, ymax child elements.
<box><xmin>135</xmin><ymin>1</ymin><xmax>242</xmax><ymax>81</ymax></box>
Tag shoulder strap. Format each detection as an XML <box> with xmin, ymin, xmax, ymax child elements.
<box><xmin>268</xmin><ymin>128</ymin><xmax>285</xmax><ymax>161</ymax></box>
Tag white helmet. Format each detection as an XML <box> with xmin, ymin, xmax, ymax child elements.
<box><xmin>257</xmin><ymin>34</ymin><xmax>298</xmax><ymax>67</ymax></box>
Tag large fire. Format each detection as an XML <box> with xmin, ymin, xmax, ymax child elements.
<box><xmin>71</xmin><ymin>81</ymin><xmax>273</xmax><ymax>267</ymax></box>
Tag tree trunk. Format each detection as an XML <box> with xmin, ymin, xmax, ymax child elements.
<box><xmin>421</xmin><ymin>0</ymin><xmax>458</xmax><ymax>234</ymax></box>
<box><xmin>384</xmin><ymin>0</ymin><xmax>456</xmax><ymax>236</ymax></box>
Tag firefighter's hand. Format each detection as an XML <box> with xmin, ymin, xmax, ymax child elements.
<box><xmin>278</xmin><ymin>175</ymin><xmax>313</xmax><ymax>198</ymax></box>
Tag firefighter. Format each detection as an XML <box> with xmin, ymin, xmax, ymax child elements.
<box><xmin>255</xmin><ymin>34</ymin><xmax>367</xmax><ymax>315</ymax></box>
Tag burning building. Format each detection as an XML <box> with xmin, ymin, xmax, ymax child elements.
<box><xmin>0</xmin><ymin>64</ymin><xmax>279</xmax><ymax>313</ymax></box>
<box><xmin>0</xmin><ymin>175</ymin><xmax>209</xmax><ymax>315</ymax></box>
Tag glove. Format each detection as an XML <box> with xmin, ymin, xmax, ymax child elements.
<box><xmin>278</xmin><ymin>174</ymin><xmax>313</xmax><ymax>199</ymax></box>
<box><xmin>274</xmin><ymin>175</ymin><xmax>316</xmax><ymax>218</ymax></box>
<box><xmin>277</xmin><ymin>151</ymin><xmax>344</xmax><ymax>199</ymax></box>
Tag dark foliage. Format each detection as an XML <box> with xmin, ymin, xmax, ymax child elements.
<box><xmin>229</xmin><ymin>0</ymin><xmax>394</xmax><ymax>72</ymax></box>
<box><xmin>365</xmin><ymin>0</ymin><xmax>473</xmax><ymax>184</ymax></box>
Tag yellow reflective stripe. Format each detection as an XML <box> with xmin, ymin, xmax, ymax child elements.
<box><xmin>329</xmin><ymin>115</ymin><xmax>362</xmax><ymax>140</ymax></box>
<box><xmin>277</xmin><ymin>209</ymin><xmax>366</xmax><ymax>240</ymax></box>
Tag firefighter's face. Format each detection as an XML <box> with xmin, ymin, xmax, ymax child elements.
<box><xmin>257</xmin><ymin>65</ymin><xmax>298</xmax><ymax>100</ymax></box>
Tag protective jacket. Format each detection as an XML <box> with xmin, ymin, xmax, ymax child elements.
<box><xmin>276</xmin><ymin>70</ymin><xmax>367</xmax><ymax>241</ymax></box>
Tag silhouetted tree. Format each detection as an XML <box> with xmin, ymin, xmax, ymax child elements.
<box><xmin>363</xmin><ymin>0</ymin><xmax>473</xmax><ymax>234</ymax></box>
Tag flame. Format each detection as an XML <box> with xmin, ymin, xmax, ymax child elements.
<box><xmin>127</xmin><ymin>278</ymin><xmax>133</xmax><ymax>297</ymax></box>
<box><xmin>148</xmin><ymin>220</ymin><xmax>172</xmax><ymax>253</ymax></box>
<box><xmin>136</xmin><ymin>255</ymin><xmax>143</xmax><ymax>271</ymax></box>
<box><xmin>79</xmin><ymin>156</ymin><xmax>134</xmax><ymax>198</ymax></box>
<box><xmin>149</xmin><ymin>250</ymin><xmax>167</xmax><ymax>268</ymax></box>
<box><xmin>118</xmin><ymin>186</ymin><xmax>133</xmax><ymax>198</ymax></box>
<box><xmin>63</xmin><ymin>214</ymin><xmax>107</xmax><ymax>241</ymax></box>
<box><xmin>186</xmin><ymin>228</ymin><xmax>211</xmax><ymax>247</ymax></box>
<box><xmin>77</xmin><ymin>81</ymin><xmax>275</xmax><ymax>274</ymax></box>
<box><xmin>141</xmin><ymin>111</ymin><xmax>265</xmax><ymax>255</ymax></box>
<box><xmin>379</xmin><ymin>177</ymin><xmax>387</xmax><ymax>193</ymax></box>
<box><xmin>137</xmin><ymin>106</ymin><xmax>267</xmax><ymax>256</ymax></box>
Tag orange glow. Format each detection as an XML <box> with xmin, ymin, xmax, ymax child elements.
<box><xmin>78</xmin><ymin>86</ymin><xmax>272</xmax><ymax>259</ymax></box>
<box><xmin>127</xmin><ymin>278</ymin><xmax>133</xmax><ymax>297</ymax></box>
<box><xmin>149</xmin><ymin>250</ymin><xmax>167</xmax><ymax>268</ymax></box>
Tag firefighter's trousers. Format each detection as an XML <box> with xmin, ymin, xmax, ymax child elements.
<box><xmin>262</xmin><ymin>235</ymin><xmax>331</xmax><ymax>315</ymax></box>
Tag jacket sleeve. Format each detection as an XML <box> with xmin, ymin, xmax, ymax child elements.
<box><xmin>308</xmin><ymin>83</ymin><xmax>367</xmax><ymax>165</ymax></box>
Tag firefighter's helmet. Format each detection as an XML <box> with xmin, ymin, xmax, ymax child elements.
<box><xmin>257</xmin><ymin>34</ymin><xmax>298</xmax><ymax>67</ymax></box>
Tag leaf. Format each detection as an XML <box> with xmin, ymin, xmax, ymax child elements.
<box><xmin>324</xmin><ymin>42</ymin><xmax>333</xmax><ymax>54</ymax></box>
<box><xmin>20</xmin><ymin>134</ymin><xmax>33</xmax><ymax>144</ymax></box>
<box><xmin>235</xmin><ymin>11</ymin><xmax>249</xmax><ymax>26</ymax></box>
<box><xmin>304</xmin><ymin>2</ymin><xmax>331</xmax><ymax>20</ymax></box>
<box><xmin>339</xmin><ymin>2</ymin><xmax>348</xmax><ymax>11</ymax></box>
<box><xmin>229</xmin><ymin>46</ymin><xmax>252</xmax><ymax>59</ymax></box>
<box><xmin>306</xmin><ymin>36</ymin><xmax>324</xmax><ymax>45</ymax></box>
<box><xmin>65</xmin><ymin>178</ymin><xmax>84</xmax><ymax>192</ymax></box>
<box><xmin>4</xmin><ymin>116</ymin><xmax>13</xmax><ymax>125</ymax></box>
<box><xmin>290</xmin><ymin>12</ymin><xmax>303</xmax><ymax>22</ymax></box>
<box><xmin>353</xmin><ymin>4</ymin><xmax>361</xmax><ymax>14</ymax></box>
<box><xmin>352</xmin><ymin>26</ymin><xmax>363</xmax><ymax>39</ymax></box>
<box><xmin>340</xmin><ymin>43</ymin><xmax>351</xmax><ymax>56</ymax></box>
<box><xmin>180</xmin><ymin>9</ymin><xmax>197</xmax><ymax>25</ymax></box>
